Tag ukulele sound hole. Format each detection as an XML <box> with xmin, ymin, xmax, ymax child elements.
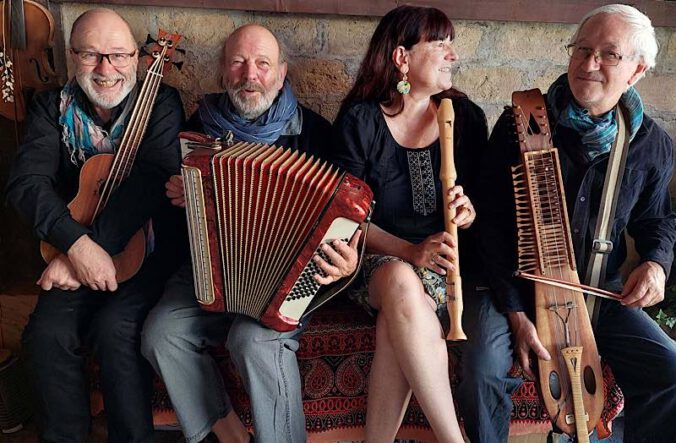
<box><xmin>548</xmin><ymin>370</ymin><xmax>562</xmax><ymax>400</ymax></box>
<box><xmin>584</xmin><ymin>366</ymin><xmax>597</xmax><ymax>394</ymax></box>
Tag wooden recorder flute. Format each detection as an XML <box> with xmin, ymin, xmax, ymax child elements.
<box><xmin>437</xmin><ymin>98</ymin><xmax>467</xmax><ymax>341</ymax></box>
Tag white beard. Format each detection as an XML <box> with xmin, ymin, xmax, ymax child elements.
<box><xmin>76</xmin><ymin>71</ymin><xmax>136</xmax><ymax>110</ymax></box>
<box><xmin>226</xmin><ymin>80</ymin><xmax>278</xmax><ymax>120</ymax></box>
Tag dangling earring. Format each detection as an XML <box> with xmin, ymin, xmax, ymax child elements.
<box><xmin>396</xmin><ymin>68</ymin><xmax>410</xmax><ymax>95</ymax></box>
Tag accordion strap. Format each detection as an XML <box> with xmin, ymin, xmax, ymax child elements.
<box><xmin>299</xmin><ymin>204</ymin><xmax>375</xmax><ymax>325</ymax></box>
<box><xmin>584</xmin><ymin>104</ymin><xmax>630</xmax><ymax>327</ymax></box>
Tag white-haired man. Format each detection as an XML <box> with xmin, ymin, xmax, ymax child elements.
<box><xmin>6</xmin><ymin>8</ymin><xmax>184</xmax><ymax>442</ymax></box>
<box><xmin>141</xmin><ymin>24</ymin><xmax>359</xmax><ymax>443</ymax></box>
<box><xmin>460</xmin><ymin>4</ymin><xmax>676</xmax><ymax>442</ymax></box>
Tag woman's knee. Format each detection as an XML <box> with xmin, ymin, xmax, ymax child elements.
<box><xmin>369</xmin><ymin>262</ymin><xmax>429</xmax><ymax>316</ymax></box>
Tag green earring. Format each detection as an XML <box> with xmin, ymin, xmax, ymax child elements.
<box><xmin>396</xmin><ymin>72</ymin><xmax>410</xmax><ymax>94</ymax></box>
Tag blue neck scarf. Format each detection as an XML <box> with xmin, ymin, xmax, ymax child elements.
<box><xmin>198</xmin><ymin>79</ymin><xmax>299</xmax><ymax>144</ymax></box>
<box><xmin>546</xmin><ymin>74</ymin><xmax>643</xmax><ymax>161</ymax></box>
<box><xmin>59</xmin><ymin>79</ymin><xmax>137</xmax><ymax>165</ymax></box>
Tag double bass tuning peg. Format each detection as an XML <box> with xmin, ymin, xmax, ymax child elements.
<box><xmin>145</xmin><ymin>34</ymin><xmax>156</xmax><ymax>45</ymax></box>
<box><xmin>175</xmin><ymin>48</ymin><xmax>186</xmax><ymax>55</ymax></box>
<box><xmin>173</xmin><ymin>61</ymin><xmax>184</xmax><ymax>70</ymax></box>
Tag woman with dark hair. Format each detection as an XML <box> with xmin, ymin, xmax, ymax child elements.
<box><xmin>332</xmin><ymin>5</ymin><xmax>491</xmax><ymax>442</ymax></box>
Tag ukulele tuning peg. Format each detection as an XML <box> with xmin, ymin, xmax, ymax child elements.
<box><xmin>146</xmin><ymin>34</ymin><xmax>156</xmax><ymax>45</ymax></box>
<box><xmin>138</xmin><ymin>47</ymin><xmax>149</xmax><ymax>57</ymax></box>
<box><xmin>173</xmin><ymin>61</ymin><xmax>184</xmax><ymax>70</ymax></box>
<box><xmin>175</xmin><ymin>47</ymin><xmax>186</xmax><ymax>55</ymax></box>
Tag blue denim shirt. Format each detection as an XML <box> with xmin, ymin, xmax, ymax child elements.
<box><xmin>479</xmin><ymin>109</ymin><xmax>675</xmax><ymax>313</ymax></box>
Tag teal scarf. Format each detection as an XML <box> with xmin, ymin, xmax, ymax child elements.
<box><xmin>546</xmin><ymin>74</ymin><xmax>643</xmax><ymax>161</ymax></box>
<box><xmin>59</xmin><ymin>79</ymin><xmax>137</xmax><ymax>165</ymax></box>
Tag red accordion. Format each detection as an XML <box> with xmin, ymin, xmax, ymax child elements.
<box><xmin>180</xmin><ymin>132</ymin><xmax>373</xmax><ymax>332</ymax></box>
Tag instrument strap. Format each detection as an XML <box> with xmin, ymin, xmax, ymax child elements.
<box><xmin>584</xmin><ymin>105</ymin><xmax>630</xmax><ymax>327</ymax></box>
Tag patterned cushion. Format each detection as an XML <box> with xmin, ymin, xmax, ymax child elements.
<box><xmin>118</xmin><ymin>296</ymin><xmax>624</xmax><ymax>440</ymax></box>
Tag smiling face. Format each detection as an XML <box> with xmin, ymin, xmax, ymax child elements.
<box><xmin>70</xmin><ymin>10</ymin><xmax>138</xmax><ymax>115</ymax></box>
<box><xmin>567</xmin><ymin>13</ymin><xmax>647</xmax><ymax>116</ymax></box>
<box><xmin>222</xmin><ymin>25</ymin><xmax>287</xmax><ymax>120</ymax></box>
<box><xmin>404</xmin><ymin>36</ymin><xmax>457</xmax><ymax>97</ymax></box>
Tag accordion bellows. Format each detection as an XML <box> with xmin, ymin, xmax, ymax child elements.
<box><xmin>181</xmin><ymin>136</ymin><xmax>373</xmax><ymax>331</ymax></box>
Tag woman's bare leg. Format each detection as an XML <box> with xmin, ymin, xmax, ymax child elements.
<box><xmin>366</xmin><ymin>262</ymin><xmax>463</xmax><ymax>443</ymax></box>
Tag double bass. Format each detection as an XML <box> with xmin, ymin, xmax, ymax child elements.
<box><xmin>40</xmin><ymin>31</ymin><xmax>183</xmax><ymax>282</ymax></box>
<box><xmin>509</xmin><ymin>89</ymin><xmax>605</xmax><ymax>441</ymax></box>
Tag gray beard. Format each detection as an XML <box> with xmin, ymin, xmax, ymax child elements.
<box><xmin>226</xmin><ymin>86</ymin><xmax>277</xmax><ymax>120</ymax></box>
<box><xmin>76</xmin><ymin>72</ymin><xmax>136</xmax><ymax>110</ymax></box>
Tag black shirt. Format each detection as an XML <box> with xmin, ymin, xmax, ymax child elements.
<box><xmin>331</xmin><ymin>98</ymin><xmax>489</xmax><ymax>280</ymax></box>
<box><xmin>480</xmin><ymin>105</ymin><xmax>675</xmax><ymax>313</ymax></box>
<box><xmin>6</xmin><ymin>83</ymin><xmax>185</xmax><ymax>259</ymax></box>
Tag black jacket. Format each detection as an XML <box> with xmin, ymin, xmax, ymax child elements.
<box><xmin>480</xmin><ymin>104</ymin><xmax>675</xmax><ymax>313</ymax></box>
<box><xmin>6</xmin><ymin>83</ymin><xmax>185</xmax><ymax>262</ymax></box>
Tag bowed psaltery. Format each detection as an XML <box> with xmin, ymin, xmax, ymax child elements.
<box><xmin>40</xmin><ymin>31</ymin><xmax>183</xmax><ymax>282</ymax></box>
<box><xmin>437</xmin><ymin>98</ymin><xmax>466</xmax><ymax>342</ymax></box>
<box><xmin>510</xmin><ymin>89</ymin><xmax>605</xmax><ymax>441</ymax></box>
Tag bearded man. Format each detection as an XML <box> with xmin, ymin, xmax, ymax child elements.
<box><xmin>6</xmin><ymin>8</ymin><xmax>184</xmax><ymax>442</ymax></box>
<box><xmin>141</xmin><ymin>24</ymin><xmax>359</xmax><ymax>443</ymax></box>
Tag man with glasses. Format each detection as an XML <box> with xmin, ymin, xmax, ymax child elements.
<box><xmin>6</xmin><ymin>8</ymin><xmax>184</xmax><ymax>442</ymax></box>
<box><xmin>459</xmin><ymin>4</ymin><xmax>676</xmax><ymax>442</ymax></box>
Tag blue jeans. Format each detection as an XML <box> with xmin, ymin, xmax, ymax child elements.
<box><xmin>21</xmin><ymin>255</ymin><xmax>167</xmax><ymax>443</ymax></box>
<box><xmin>455</xmin><ymin>285</ymin><xmax>521</xmax><ymax>443</ymax></box>
<box><xmin>595</xmin><ymin>300</ymin><xmax>676</xmax><ymax>443</ymax></box>
<box><xmin>141</xmin><ymin>264</ymin><xmax>306</xmax><ymax>443</ymax></box>
<box><xmin>457</xmin><ymin>292</ymin><xmax>676</xmax><ymax>443</ymax></box>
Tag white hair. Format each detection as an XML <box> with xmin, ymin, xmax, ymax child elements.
<box><xmin>570</xmin><ymin>4</ymin><xmax>658</xmax><ymax>71</ymax></box>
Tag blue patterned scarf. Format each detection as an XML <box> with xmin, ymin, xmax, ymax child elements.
<box><xmin>198</xmin><ymin>79</ymin><xmax>299</xmax><ymax>144</ymax></box>
<box><xmin>59</xmin><ymin>79</ymin><xmax>137</xmax><ymax>166</ymax></box>
<box><xmin>546</xmin><ymin>74</ymin><xmax>643</xmax><ymax>161</ymax></box>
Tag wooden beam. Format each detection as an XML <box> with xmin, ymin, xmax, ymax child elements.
<box><xmin>54</xmin><ymin>0</ymin><xmax>676</xmax><ymax>27</ymax></box>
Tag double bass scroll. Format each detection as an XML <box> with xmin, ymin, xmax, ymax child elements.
<box><xmin>437</xmin><ymin>98</ymin><xmax>467</xmax><ymax>342</ymax></box>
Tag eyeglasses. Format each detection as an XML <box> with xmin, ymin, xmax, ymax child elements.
<box><xmin>71</xmin><ymin>49</ymin><xmax>137</xmax><ymax>67</ymax></box>
<box><xmin>566</xmin><ymin>44</ymin><xmax>633</xmax><ymax>66</ymax></box>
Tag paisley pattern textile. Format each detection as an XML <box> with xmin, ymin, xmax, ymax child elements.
<box><xmin>94</xmin><ymin>298</ymin><xmax>625</xmax><ymax>439</ymax></box>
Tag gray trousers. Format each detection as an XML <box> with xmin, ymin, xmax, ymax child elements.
<box><xmin>141</xmin><ymin>264</ymin><xmax>306</xmax><ymax>443</ymax></box>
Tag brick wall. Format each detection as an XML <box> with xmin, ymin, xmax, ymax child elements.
<box><xmin>59</xmin><ymin>2</ymin><xmax>676</xmax><ymax>145</ymax></box>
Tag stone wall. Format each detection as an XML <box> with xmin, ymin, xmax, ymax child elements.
<box><xmin>58</xmin><ymin>2</ymin><xmax>676</xmax><ymax>143</ymax></box>
<box><xmin>1</xmin><ymin>3</ymin><xmax>673</xmax><ymax>295</ymax></box>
